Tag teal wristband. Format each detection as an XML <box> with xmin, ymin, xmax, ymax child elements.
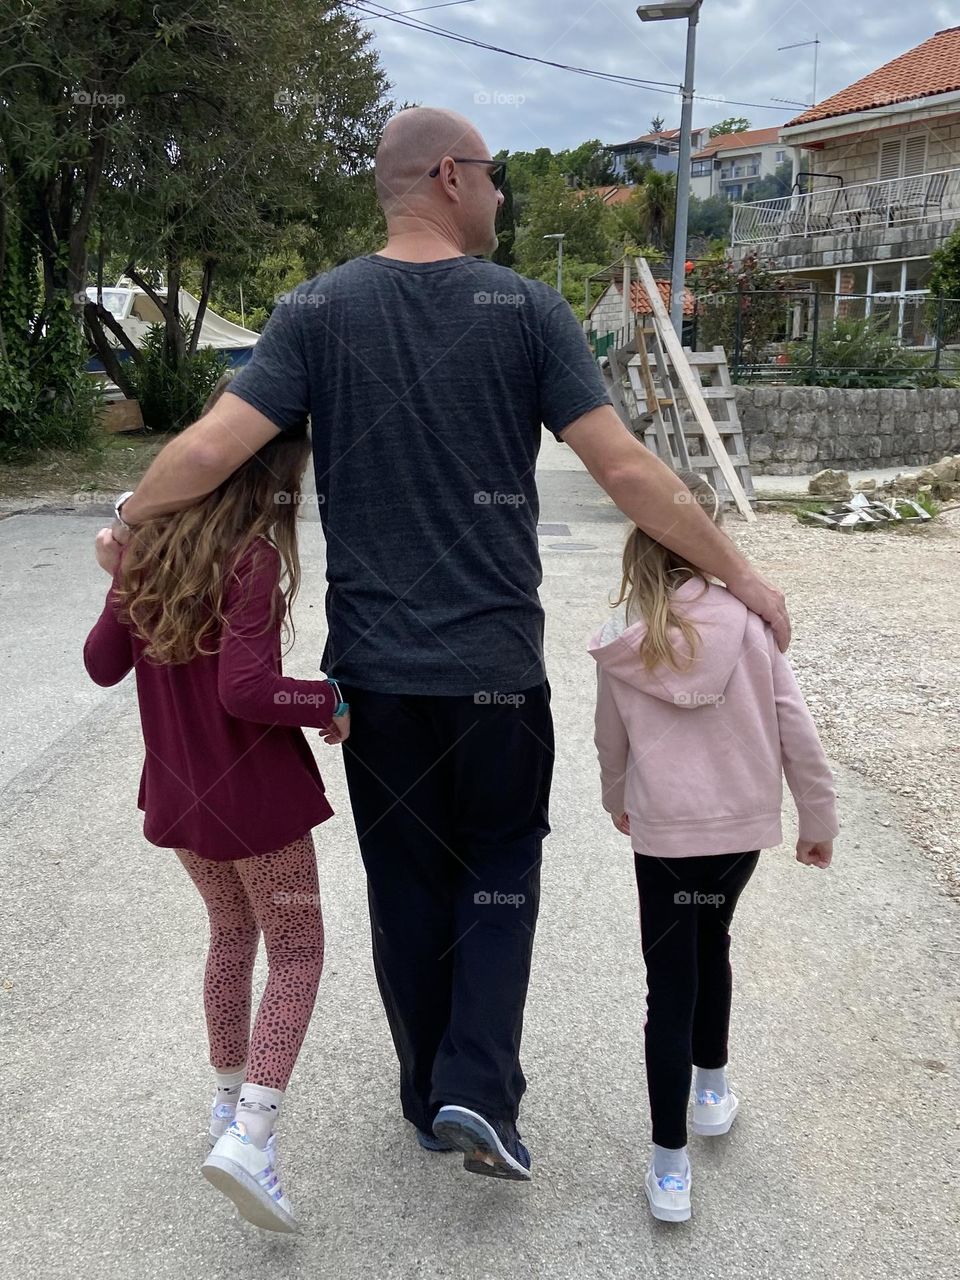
<box><xmin>328</xmin><ymin>679</ymin><xmax>349</xmax><ymax>717</ymax></box>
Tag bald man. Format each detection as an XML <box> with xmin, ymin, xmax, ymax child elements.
<box><xmin>103</xmin><ymin>106</ymin><xmax>790</xmax><ymax>1183</ymax></box>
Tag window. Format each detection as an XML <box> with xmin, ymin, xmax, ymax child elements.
<box><xmin>775</xmin><ymin>150</ymin><xmax>787</xmax><ymax>163</ymax></box>
<box><xmin>878</xmin><ymin>133</ymin><xmax>928</xmax><ymax>180</ymax></box>
<box><xmin>691</xmin><ymin>159</ymin><xmax>712</xmax><ymax>177</ymax></box>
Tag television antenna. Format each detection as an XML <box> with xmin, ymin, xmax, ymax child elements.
<box><xmin>777</xmin><ymin>33</ymin><xmax>820</xmax><ymax>108</ymax></box>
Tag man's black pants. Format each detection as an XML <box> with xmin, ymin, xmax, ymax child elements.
<box><xmin>633</xmin><ymin>850</ymin><xmax>760</xmax><ymax>1149</ymax></box>
<box><xmin>341</xmin><ymin>681</ymin><xmax>554</xmax><ymax>1133</ymax></box>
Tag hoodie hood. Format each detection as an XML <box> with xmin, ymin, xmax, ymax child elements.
<box><xmin>589</xmin><ymin>579</ymin><xmax>749</xmax><ymax>708</ymax></box>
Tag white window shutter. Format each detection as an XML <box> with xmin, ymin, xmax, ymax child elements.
<box><xmin>878</xmin><ymin>137</ymin><xmax>901</xmax><ymax>179</ymax></box>
<box><xmin>903</xmin><ymin>134</ymin><xmax>927</xmax><ymax>176</ymax></box>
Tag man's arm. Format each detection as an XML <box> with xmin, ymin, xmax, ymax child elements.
<box><xmin>560</xmin><ymin>405</ymin><xmax>791</xmax><ymax>651</ymax></box>
<box><xmin>113</xmin><ymin>392</ymin><xmax>280</xmax><ymax>531</ymax></box>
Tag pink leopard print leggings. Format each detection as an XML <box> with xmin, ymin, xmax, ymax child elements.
<box><xmin>175</xmin><ymin>833</ymin><xmax>324</xmax><ymax>1090</ymax></box>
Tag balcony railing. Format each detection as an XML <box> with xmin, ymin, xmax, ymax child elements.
<box><xmin>731</xmin><ymin>167</ymin><xmax>960</xmax><ymax>247</ymax></box>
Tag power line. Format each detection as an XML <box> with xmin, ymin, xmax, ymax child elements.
<box><xmin>347</xmin><ymin>2</ymin><xmax>680</xmax><ymax>90</ymax></box>
<box><xmin>346</xmin><ymin>1</ymin><xmax>795</xmax><ymax>114</ymax></box>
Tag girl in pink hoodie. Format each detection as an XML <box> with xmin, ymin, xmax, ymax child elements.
<box><xmin>589</xmin><ymin>471</ymin><xmax>838</xmax><ymax>1224</ymax></box>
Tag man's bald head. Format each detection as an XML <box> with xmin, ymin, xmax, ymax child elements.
<box><xmin>375</xmin><ymin>107</ymin><xmax>486</xmax><ymax>216</ymax></box>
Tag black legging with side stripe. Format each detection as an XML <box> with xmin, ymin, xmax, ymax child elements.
<box><xmin>633</xmin><ymin>849</ymin><xmax>760</xmax><ymax>1149</ymax></box>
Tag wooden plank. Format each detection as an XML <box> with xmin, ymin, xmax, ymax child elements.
<box><xmin>627</xmin><ymin>356</ymin><xmax>674</xmax><ymax>461</ymax></box>
<box><xmin>635</xmin><ymin>257</ymin><xmax>755</xmax><ymax>521</ymax></box>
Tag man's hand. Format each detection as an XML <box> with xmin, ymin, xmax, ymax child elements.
<box><xmin>724</xmin><ymin>567</ymin><xmax>791</xmax><ymax>652</ymax></box>
<box><xmin>560</xmin><ymin>406</ymin><xmax>791</xmax><ymax>651</ymax></box>
<box><xmin>796</xmin><ymin>838</ymin><xmax>833</xmax><ymax>868</ymax></box>
<box><xmin>95</xmin><ymin>527</ymin><xmax>123</xmax><ymax>576</ymax></box>
<box><xmin>612</xmin><ymin>811</ymin><xmax>630</xmax><ymax>836</ymax></box>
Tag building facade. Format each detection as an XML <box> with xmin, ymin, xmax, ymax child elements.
<box><xmin>690</xmin><ymin>127</ymin><xmax>786</xmax><ymax>201</ymax></box>
<box><xmin>728</xmin><ymin>26</ymin><xmax>960</xmax><ymax>343</ymax></box>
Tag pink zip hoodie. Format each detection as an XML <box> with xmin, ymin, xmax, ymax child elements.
<box><xmin>589</xmin><ymin>578</ymin><xmax>839</xmax><ymax>858</ymax></box>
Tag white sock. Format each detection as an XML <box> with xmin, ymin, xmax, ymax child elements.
<box><xmin>695</xmin><ymin>1065</ymin><xmax>728</xmax><ymax>1098</ymax></box>
<box><xmin>235</xmin><ymin>1082</ymin><xmax>284</xmax><ymax>1149</ymax></box>
<box><xmin>213</xmin><ymin>1065</ymin><xmax>246</xmax><ymax>1107</ymax></box>
<box><xmin>653</xmin><ymin>1144</ymin><xmax>689</xmax><ymax>1179</ymax></box>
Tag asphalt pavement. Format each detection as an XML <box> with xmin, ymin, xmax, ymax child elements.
<box><xmin>2</xmin><ymin>435</ymin><xmax>957</xmax><ymax>1279</ymax></box>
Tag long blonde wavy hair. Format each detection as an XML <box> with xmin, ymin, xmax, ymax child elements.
<box><xmin>114</xmin><ymin>371</ymin><xmax>313</xmax><ymax>664</ymax></box>
<box><xmin>613</xmin><ymin>469</ymin><xmax>724</xmax><ymax>674</ymax></box>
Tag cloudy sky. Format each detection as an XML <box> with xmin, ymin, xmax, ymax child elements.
<box><xmin>351</xmin><ymin>0</ymin><xmax>958</xmax><ymax>152</ymax></box>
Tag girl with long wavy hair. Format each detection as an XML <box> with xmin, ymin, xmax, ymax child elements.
<box><xmin>84</xmin><ymin>372</ymin><xmax>348</xmax><ymax>1235</ymax></box>
<box><xmin>589</xmin><ymin>470</ymin><xmax>838</xmax><ymax>1224</ymax></box>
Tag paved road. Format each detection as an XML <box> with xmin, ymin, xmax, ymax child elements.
<box><xmin>3</xmin><ymin>437</ymin><xmax>957</xmax><ymax>1279</ymax></box>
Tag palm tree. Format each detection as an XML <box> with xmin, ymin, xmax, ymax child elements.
<box><xmin>638</xmin><ymin>170</ymin><xmax>677</xmax><ymax>250</ymax></box>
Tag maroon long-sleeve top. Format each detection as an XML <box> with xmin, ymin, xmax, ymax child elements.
<box><xmin>83</xmin><ymin>537</ymin><xmax>336</xmax><ymax>860</ymax></box>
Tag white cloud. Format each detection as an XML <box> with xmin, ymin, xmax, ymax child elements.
<box><xmin>360</xmin><ymin>0</ymin><xmax>952</xmax><ymax>151</ymax></box>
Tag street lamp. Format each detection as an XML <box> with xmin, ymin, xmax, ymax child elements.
<box><xmin>543</xmin><ymin>233</ymin><xmax>565</xmax><ymax>295</ymax></box>
<box><xmin>637</xmin><ymin>0</ymin><xmax>702</xmax><ymax>338</ymax></box>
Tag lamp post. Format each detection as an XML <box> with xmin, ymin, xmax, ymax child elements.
<box><xmin>543</xmin><ymin>233</ymin><xmax>565</xmax><ymax>295</ymax></box>
<box><xmin>637</xmin><ymin>0</ymin><xmax>702</xmax><ymax>338</ymax></box>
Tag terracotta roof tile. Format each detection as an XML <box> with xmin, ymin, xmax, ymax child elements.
<box><xmin>786</xmin><ymin>27</ymin><xmax>960</xmax><ymax>127</ymax></box>
<box><xmin>691</xmin><ymin>127</ymin><xmax>782</xmax><ymax>160</ymax></box>
<box><xmin>616</xmin><ymin>278</ymin><xmax>695</xmax><ymax>317</ymax></box>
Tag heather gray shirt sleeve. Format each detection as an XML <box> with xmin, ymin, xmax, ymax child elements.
<box><xmin>532</xmin><ymin>295</ymin><xmax>611</xmax><ymax>438</ymax></box>
<box><xmin>228</xmin><ymin>294</ymin><xmax>311</xmax><ymax>433</ymax></box>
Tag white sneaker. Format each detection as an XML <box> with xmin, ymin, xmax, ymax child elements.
<box><xmin>202</xmin><ymin>1121</ymin><xmax>297</xmax><ymax>1233</ymax></box>
<box><xmin>644</xmin><ymin>1155</ymin><xmax>692</xmax><ymax>1222</ymax></box>
<box><xmin>692</xmin><ymin>1088</ymin><xmax>739</xmax><ymax>1136</ymax></box>
<box><xmin>208</xmin><ymin>1095</ymin><xmax>237</xmax><ymax>1147</ymax></box>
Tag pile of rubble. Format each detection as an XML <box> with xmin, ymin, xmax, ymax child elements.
<box><xmin>802</xmin><ymin>452</ymin><xmax>960</xmax><ymax>530</ymax></box>
<box><xmin>800</xmin><ymin>490</ymin><xmax>931</xmax><ymax>531</ymax></box>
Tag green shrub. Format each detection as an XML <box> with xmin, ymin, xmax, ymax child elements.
<box><xmin>787</xmin><ymin>316</ymin><xmax>957</xmax><ymax>389</ymax></box>
<box><xmin>127</xmin><ymin>321</ymin><xmax>228</xmax><ymax>432</ymax></box>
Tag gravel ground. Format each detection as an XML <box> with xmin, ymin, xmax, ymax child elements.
<box><xmin>734</xmin><ymin>505</ymin><xmax>960</xmax><ymax>898</ymax></box>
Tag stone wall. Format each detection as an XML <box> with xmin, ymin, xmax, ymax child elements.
<box><xmin>733</xmin><ymin>385</ymin><xmax>960</xmax><ymax>474</ymax></box>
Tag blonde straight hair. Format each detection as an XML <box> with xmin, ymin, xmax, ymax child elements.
<box><xmin>613</xmin><ymin>470</ymin><xmax>724</xmax><ymax>674</ymax></box>
<box><xmin>114</xmin><ymin>371</ymin><xmax>313</xmax><ymax>664</ymax></box>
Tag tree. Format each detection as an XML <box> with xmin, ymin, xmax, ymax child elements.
<box><xmin>651</xmin><ymin>115</ymin><xmax>665</xmax><ymax>134</ymax></box>
<box><xmin>624</xmin><ymin>156</ymin><xmax>655</xmax><ymax>185</ymax></box>
<box><xmin>557</xmin><ymin>139</ymin><xmax>618</xmax><ymax>189</ymax></box>
<box><xmin>687</xmin><ymin>194</ymin><xmax>732</xmax><ymax>240</ymax></box>
<box><xmin>929</xmin><ymin>225</ymin><xmax>960</xmax><ymax>297</ymax></box>
<box><xmin>709</xmin><ymin>117</ymin><xmax>751</xmax><ymax>138</ymax></box>
<box><xmin>513</xmin><ymin>170</ymin><xmax>613</xmax><ymax>275</ymax></box>
<box><xmin>0</xmin><ymin>0</ymin><xmax>390</xmax><ymax>445</ymax></box>
<box><xmin>613</xmin><ymin>170</ymin><xmax>676</xmax><ymax>252</ymax></box>
<box><xmin>745</xmin><ymin>159</ymin><xmax>794</xmax><ymax>203</ymax></box>
<box><xmin>691</xmin><ymin>251</ymin><xmax>795</xmax><ymax>370</ymax></box>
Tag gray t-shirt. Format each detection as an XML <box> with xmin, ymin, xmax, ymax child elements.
<box><xmin>229</xmin><ymin>253</ymin><xmax>611</xmax><ymax>696</ymax></box>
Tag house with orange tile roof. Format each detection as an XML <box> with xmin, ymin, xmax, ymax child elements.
<box><xmin>604</xmin><ymin>125</ymin><xmax>711</xmax><ymax>180</ymax></box>
<box><xmin>730</xmin><ymin>26</ymin><xmax>960</xmax><ymax>316</ymax></box>
<box><xmin>689</xmin><ymin>127</ymin><xmax>786</xmax><ymax>202</ymax></box>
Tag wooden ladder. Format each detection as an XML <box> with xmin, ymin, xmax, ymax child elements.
<box><xmin>677</xmin><ymin>345</ymin><xmax>756</xmax><ymax>511</ymax></box>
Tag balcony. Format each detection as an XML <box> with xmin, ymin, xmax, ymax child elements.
<box><xmin>730</xmin><ymin>167</ymin><xmax>960</xmax><ymax>269</ymax></box>
<box><xmin>722</xmin><ymin>164</ymin><xmax>760</xmax><ymax>180</ymax></box>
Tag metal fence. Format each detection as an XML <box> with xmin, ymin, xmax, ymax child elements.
<box><xmin>730</xmin><ymin>167</ymin><xmax>960</xmax><ymax>247</ymax></box>
<box><xmin>689</xmin><ymin>288</ymin><xmax>960</xmax><ymax>382</ymax></box>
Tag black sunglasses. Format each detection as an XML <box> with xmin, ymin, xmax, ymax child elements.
<box><xmin>428</xmin><ymin>157</ymin><xmax>508</xmax><ymax>191</ymax></box>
